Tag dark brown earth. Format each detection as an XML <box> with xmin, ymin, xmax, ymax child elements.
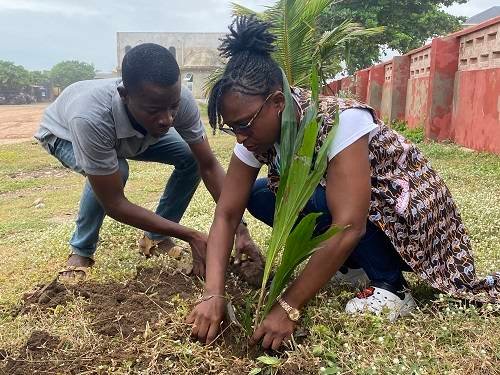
<box><xmin>2</xmin><ymin>266</ymin><xmax>317</xmax><ymax>374</ymax></box>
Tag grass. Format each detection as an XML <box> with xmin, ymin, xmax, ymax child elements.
<box><xmin>0</xmin><ymin>114</ymin><xmax>499</xmax><ymax>374</ymax></box>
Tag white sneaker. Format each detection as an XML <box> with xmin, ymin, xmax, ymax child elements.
<box><xmin>332</xmin><ymin>267</ymin><xmax>370</xmax><ymax>288</ymax></box>
<box><xmin>345</xmin><ymin>286</ymin><xmax>416</xmax><ymax>321</ymax></box>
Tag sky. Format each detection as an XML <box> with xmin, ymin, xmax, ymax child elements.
<box><xmin>0</xmin><ymin>0</ymin><xmax>497</xmax><ymax>72</ymax></box>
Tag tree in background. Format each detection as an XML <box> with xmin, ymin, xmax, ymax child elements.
<box><xmin>0</xmin><ymin>60</ymin><xmax>30</xmax><ymax>92</ymax></box>
<box><xmin>29</xmin><ymin>70</ymin><xmax>51</xmax><ymax>87</ymax></box>
<box><xmin>50</xmin><ymin>60</ymin><xmax>95</xmax><ymax>89</ymax></box>
<box><xmin>318</xmin><ymin>0</ymin><xmax>467</xmax><ymax>74</ymax></box>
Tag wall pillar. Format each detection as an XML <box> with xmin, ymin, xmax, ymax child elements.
<box><xmin>367</xmin><ymin>64</ymin><xmax>385</xmax><ymax>117</ymax></box>
<box><xmin>426</xmin><ymin>36</ymin><xmax>460</xmax><ymax>140</ymax></box>
<box><xmin>390</xmin><ymin>55</ymin><xmax>411</xmax><ymax>122</ymax></box>
<box><xmin>355</xmin><ymin>69</ymin><xmax>370</xmax><ymax>102</ymax></box>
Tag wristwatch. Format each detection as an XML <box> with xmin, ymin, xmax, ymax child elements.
<box><xmin>277</xmin><ymin>297</ymin><xmax>300</xmax><ymax>322</ymax></box>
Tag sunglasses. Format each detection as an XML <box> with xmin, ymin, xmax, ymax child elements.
<box><xmin>219</xmin><ymin>92</ymin><xmax>275</xmax><ymax>136</ymax></box>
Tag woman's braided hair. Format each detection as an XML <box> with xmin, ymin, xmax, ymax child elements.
<box><xmin>208</xmin><ymin>15</ymin><xmax>283</xmax><ymax>130</ymax></box>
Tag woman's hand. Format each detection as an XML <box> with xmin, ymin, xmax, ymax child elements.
<box><xmin>250</xmin><ymin>304</ymin><xmax>296</xmax><ymax>350</ymax></box>
<box><xmin>186</xmin><ymin>296</ymin><xmax>226</xmax><ymax>344</ymax></box>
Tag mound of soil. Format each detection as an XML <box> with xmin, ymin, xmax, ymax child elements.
<box><xmin>20</xmin><ymin>267</ymin><xmax>197</xmax><ymax>339</ymax></box>
<box><xmin>3</xmin><ymin>266</ymin><xmax>316</xmax><ymax>374</ymax></box>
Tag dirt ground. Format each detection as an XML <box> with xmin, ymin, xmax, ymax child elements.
<box><xmin>4</xmin><ymin>266</ymin><xmax>315</xmax><ymax>375</ymax></box>
<box><xmin>0</xmin><ymin>104</ymin><xmax>48</xmax><ymax>145</ymax></box>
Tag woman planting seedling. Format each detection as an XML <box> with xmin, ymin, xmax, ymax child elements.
<box><xmin>187</xmin><ymin>16</ymin><xmax>500</xmax><ymax>350</ymax></box>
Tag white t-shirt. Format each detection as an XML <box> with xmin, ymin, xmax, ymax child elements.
<box><xmin>234</xmin><ymin>108</ymin><xmax>379</xmax><ymax>169</ymax></box>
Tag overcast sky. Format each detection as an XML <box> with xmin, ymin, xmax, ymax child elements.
<box><xmin>0</xmin><ymin>0</ymin><xmax>497</xmax><ymax>72</ymax></box>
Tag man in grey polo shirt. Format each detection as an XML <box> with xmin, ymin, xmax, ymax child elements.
<box><xmin>35</xmin><ymin>43</ymin><xmax>261</xmax><ymax>280</ymax></box>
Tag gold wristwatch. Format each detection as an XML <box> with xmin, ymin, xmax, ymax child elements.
<box><xmin>277</xmin><ymin>297</ymin><xmax>300</xmax><ymax>322</ymax></box>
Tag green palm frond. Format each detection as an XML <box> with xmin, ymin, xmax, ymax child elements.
<box><xmin>205</xmin><ymin>1</ymin><xmax>383</xmax><ymax>94</ymax></box>
<box><xmin>316</xmin><ymin>21</ymin><xmax>385</xmax><ymax>62</ymax></box>
<box><xmin>269</xmin><ymin>0</ymin><xmax>333</xmax><ymax>85</ymax></box>
<box><xmin>264</xmin><ymin>213</ymin><xmax>343</xmax><ymax>315</ymax></box>
<box><xmin>202</xmin><ymin>66</ymin><xmax>224</xmax><ymax>99</ymax></box>
<box><xmin>255</xmin><ymin>65</ymin><xmax>344</xmax><ymax>324</ymax></box>
<box><xmin>230</xmin><ymin>2</ymin><xmax>261</xmax><ymax>17</ymax></box>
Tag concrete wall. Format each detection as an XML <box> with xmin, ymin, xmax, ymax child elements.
<box><xmin>340</xmin><ymin>76</ymin><xmax>355</xmax><ymax>94</ymax></box>
<box><xmin>366</xmin><ymin>64</ymin><xmax>385</xmax><ymax>116</ymax></box>
<box><xmin>405</xmin><ymin>46</ymin><xmax>431</xmax><ymax>128</ymax></box>
<box><xmin>116</xmin><ymin>32</ymin><xmax>225</xmax><ymax>98</ymax></box>
<box><xmin>326</xmin><ymin>16</ymin><xmax>500</xmax><ymax>154</ymax></box>
<box><xmin>452</xmin><ymin>21</ymin><xmax>500</xmax><ymax>152</ymax></box>
<box><xmin>380</xmin><ymin>63</ymin><xmax>393</xmax><ymax>120</ymax></box>
<box><xmin>355</xmin><ymin>69</ymin><xmax>370</xmax><ymax>102</ymax></box>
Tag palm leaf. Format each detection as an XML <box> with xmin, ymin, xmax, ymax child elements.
<box><xmin>255</xmin><ymin>64</ymin><xmax>343</xmax><ymax>324</ymax></box>
<box><xmin>230</xmin><ymin>2</ymin><xmax>261</xmax><ymax>17</ymax></box>
<box><xmin>264</xmin><ymin>213</ymin><xmax>343</xmax><ymax>315</ymax></box>
<box><xmin>205</xmin><ymin>1</ymin><xmax>383</xmax><ymax>93</ymax></box>
<box><xmin>202</xmin><ymin>66</ymin><xmax>224</xmax><ymax>99</ymax></box>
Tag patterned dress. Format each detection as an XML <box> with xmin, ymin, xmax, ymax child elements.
<box><xmin>254</xmin><ymin>87</ymin><xmax>500</xmax><ymax>303</ymax></box>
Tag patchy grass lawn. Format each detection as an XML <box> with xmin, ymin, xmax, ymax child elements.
<box><xmin>0</xmin><ymin>119</ymin><xmax>499</xmax><ymax>374</ymax></box>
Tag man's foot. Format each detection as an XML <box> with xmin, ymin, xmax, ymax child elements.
<box><xmin>230</xmin><ymin>256</ymin><xmax>264</xmax><ymax>288</ymax></box>
<box><xmin>345</xmin><ymin>284</ymin><xmax>416</xmax><ymax>321</ymax></box>
<box><xmin>233</xmin><ymin>227</ymin><xmax>264</xmax><ymax>287</ymax></box>
<box><xmin>58</xmin><ymin>254</ymin><xmax>94</xmax><ymax>283</ymax></box>
<box><xmin>138</xmin><ymin>235</ymin><xmax>183</xmax><ymax>258</ymax></box>
<box><xmin>332</xmin><ymin>267</ymin><xmax>370</xmax><ymax>288</ymax></box>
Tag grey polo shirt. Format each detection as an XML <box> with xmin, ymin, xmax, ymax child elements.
<box><xmin>34</xmin><ymin>78</ymin><xmax>205</xmax><ymax>175</ymax></box>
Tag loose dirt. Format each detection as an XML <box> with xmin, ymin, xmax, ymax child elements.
<box><xmin>0</xmin><ymin>104</ymin><xmax>47</xmax><ymax>145</ymax></box>
<box><xmin>3</xmin><ymin>266</ymin><xmax>317</xmax><ymax>374</ymax></box>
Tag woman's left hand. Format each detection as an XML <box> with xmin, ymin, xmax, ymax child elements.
<box><xmin>250</xmin><ymin>304</ymin><xmax>296</xmax><ymax>350</ymax></box>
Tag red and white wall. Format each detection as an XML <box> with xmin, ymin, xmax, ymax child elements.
<box><xmin>326</xmin><ymin>16</ymin><xmax>500</xmax><ymax>154</ymax></box>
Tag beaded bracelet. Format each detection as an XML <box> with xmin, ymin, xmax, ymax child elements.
<box><xmin>196</xmin><ymin>294</ymin><xmax>227</xmax><ymax>304</ymax></box>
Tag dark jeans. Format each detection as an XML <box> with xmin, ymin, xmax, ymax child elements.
<box><xmin>247</xmin><ymin>178</ymin><xmax>411</xmax><ymax>290</ymax></box>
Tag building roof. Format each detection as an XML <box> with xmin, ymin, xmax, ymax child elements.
<box><xmin>465</xmin><ymin>6</ymin><xmax>500</xmax><ymax>25</ymax></box>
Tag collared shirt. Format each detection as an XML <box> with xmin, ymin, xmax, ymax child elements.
<box><xmin>34</xmin><ymin>78</ymin><xmax>205</xmax><ymax>175</ymax></box>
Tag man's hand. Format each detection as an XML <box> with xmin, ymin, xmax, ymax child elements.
<box><xmin>188</xmin><ymin>232</ymin><xmax>208</xmax><ymax>277</ymax></box>
<box><xmin>250</xmin><ymin>304</ymin><xmax>296</xmax><ymax>351</ymax></box>
<box><xmin>186</xmin><ymin>296</ymin><xmax>226</xmax><ymax>344</ymax></box>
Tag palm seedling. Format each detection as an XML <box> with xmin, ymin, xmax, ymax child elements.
<box><xmin>254</xmin><ymin>64</ymin><xmax>344</xmax><ymax>325</ymax></box>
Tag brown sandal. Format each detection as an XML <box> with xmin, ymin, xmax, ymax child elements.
<box><xmin>138</xmin><ymin>235</ymin><xmax>185</xmax><ymax>259</ymax></box>
<box><xmin>58</xmin><ymin>256</ymin><xmax>95</xmax><ymax>283</ymax></box>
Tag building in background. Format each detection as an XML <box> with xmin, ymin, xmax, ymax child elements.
<box><xmin>117</xmin><ymin>32</ymin><xmax>225</xmax><ymax>99</ymax></box>
<box><xmin>464</xmin><ymin>6</ymin><xmax>500</xmax><ymax>27</ymax></box>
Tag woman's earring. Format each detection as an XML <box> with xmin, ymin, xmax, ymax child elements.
<box><xmin>277</xmin><ymin>109</ymin><xmax>282</xmax><ymax>117</ymax></box>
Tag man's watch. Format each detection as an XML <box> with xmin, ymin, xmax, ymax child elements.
<box><xmin>277</xmin><ymin>297</ymin><xmax>300</xmax><ymax>322</ymax></box>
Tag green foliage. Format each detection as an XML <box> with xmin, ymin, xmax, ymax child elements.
<box><xmin>1</xmin><ymin>59</ymin><xmax>94</xmax><ymax>92</ymax></box>
<box><xmin>391</xmin><ymin>119</ymin><xmax>425</xmax><ymax>143</ymax></box>
<box><xmin>203</xmin><ymin>0</ymin><xmax>382</xmax><ymax>93</ymax></box>
<box><xmin>50</xmin><ymin>60</ymin><xmax>95</xmax><ymax>89</ymax></box>
<box><xmin>29</xmin><ymin>70</ymin><xmax>51</xmax><ymax>86</ymax></box>
<box><xmin>0</xmin><ymin>60</ymin><xmax>30</xmax><ymax>91</ymax></box>
<box><xmin>256</xmin><ymin>66</ymin><xmax>343</xmax><ymax>322</ymax></box>
<box><xmin>251</xmin><ymin>355</ymin><xmax>282</xmax><ymax>375</ymax></box>
<box><xmin>318</xmin><ymin>0</ymin><xmax>467</xmax><ymax>74</ymax></box>
<box><xmin>233</xmin><ymin>0</ymin><xmax>382</xmax><ymax>86</ymax></box>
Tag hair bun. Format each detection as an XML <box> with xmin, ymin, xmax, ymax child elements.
<box><xmin>219</xmin><ymin>15</ymin><xmax>276</xmax><ymax>58</ymax></box>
